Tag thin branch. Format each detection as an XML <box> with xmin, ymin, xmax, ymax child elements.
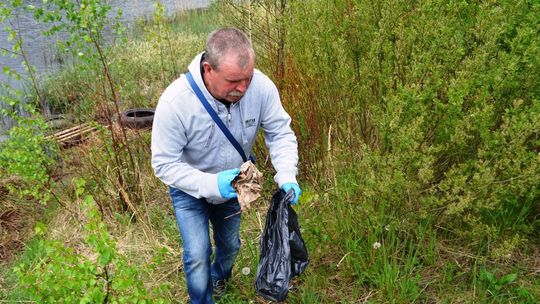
<box><xmin>0</xmin><ymin>47</ymin><xmax>22</xmax><ymax>56</ymax></box>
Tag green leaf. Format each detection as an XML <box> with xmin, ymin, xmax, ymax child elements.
<box><xmin>499</xmin><ymin>273</ymin><xmax>517</xmax><ymax>285</ymax></box>
<box><xmin>480</xmin><ymin>269</ymin><xmax>496</xmax><ymax>284</ymax></box>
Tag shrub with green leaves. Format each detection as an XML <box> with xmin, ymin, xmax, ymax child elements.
<box><xmin>13</xmin><ymin>179</ymin><xmax>165</xmax><ymax>303</ymax></box>
<box><xmin>248</xmin><ymin>0</ymin><xmax>540</xmax><ymax>255</ymax></box>
<box><xmin>0</xmin><ymin>115</ymin><xmax>56</xmax><ymax>202</ymax></box>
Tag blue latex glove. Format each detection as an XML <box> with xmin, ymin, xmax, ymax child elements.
<box><xmin>217</xmin><ymin>168</ymin><xmax>240</xmax><ymax>199</ymax></box>
<box><xmin>281</xmin><ymin>183</ymin><xmax>302</xmax><ymax>205</ymax></box>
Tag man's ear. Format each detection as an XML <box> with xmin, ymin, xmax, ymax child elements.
<box><xmin>202</xmin><ymin>61</ymin><xmax>213</xmax><ymax>74</ymax></box>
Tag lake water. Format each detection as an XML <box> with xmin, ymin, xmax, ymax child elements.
<box><xmin>0</xmin><ymin>0</ymin><xmax>210</xmax><ymax>138</ymax></box>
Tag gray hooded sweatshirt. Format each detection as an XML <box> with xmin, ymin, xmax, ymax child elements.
<box><xmin>151</xmin><ymin>53</ymin><xmax>298</xmax><ymax>204</ymax></box>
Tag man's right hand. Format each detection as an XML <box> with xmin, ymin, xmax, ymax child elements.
<box><xmin>217</xmin><ymin>168</ymin><xmax>240</xmax><ymax>199</ymax></box>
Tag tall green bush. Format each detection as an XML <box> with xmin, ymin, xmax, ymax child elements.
<box><xmin>0</xmin><ymin>2</ymin><xmax>58</xmax><ymax>203</ymax></box>
<box><xmin>240</xmin><ymin>0</ymin><xmax>540</xmax><ymax>256</ymax></box>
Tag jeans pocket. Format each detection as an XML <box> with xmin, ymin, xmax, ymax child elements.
<box><xmin>169</xmin><ymin>186</ymin><xmax>194</xmax><ymax>209</ymax></box>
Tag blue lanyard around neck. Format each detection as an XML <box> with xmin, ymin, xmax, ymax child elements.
<box><xmin>185</xmin><ymin>71</ymin><xmax>248</xmax><ymax>162</ymax></box>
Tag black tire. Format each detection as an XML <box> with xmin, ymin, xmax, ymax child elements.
<box><xmin>119</xmin><ymin>108</ymin><xmax>155</xmax><ymax>130</ymax></box>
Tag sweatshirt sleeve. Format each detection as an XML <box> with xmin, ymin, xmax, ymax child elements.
<box><xmin>151</xmin><ymin>95</ymin><xmax>221</xmax><ymax>200</ymax></box>
<box><xmin>259</xmin><ymin>78</ymin><xmax>299</xmax><ymax>186</ymax></box>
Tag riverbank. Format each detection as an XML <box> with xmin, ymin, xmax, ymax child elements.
<box><xmin>0</xmin><ymin>4</ymin><xmax>220</xmax><ymax>301</ymax></box>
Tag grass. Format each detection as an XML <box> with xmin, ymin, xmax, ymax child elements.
<box><xmin>2</xmin><ymin>136</ymin><xmax>539</xmax><ymax>303</ymax></box>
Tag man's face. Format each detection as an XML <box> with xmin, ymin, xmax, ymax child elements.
<box><xmin>203</xmin><ymin>54</ymin><xmax>254</xmax><ymax>103</ymax></box>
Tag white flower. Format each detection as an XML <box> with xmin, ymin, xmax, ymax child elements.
<box><xmin>372</xmin><ymin>241</ymin><xmax>381</xmax><ymax>250</ymax></box>
<box><xmin>242</xmin><ymin>267</ymin><xmax>251</xmax><ymax>275</ymax></box>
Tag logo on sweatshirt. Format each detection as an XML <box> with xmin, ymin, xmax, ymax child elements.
<box><xmin>244</xmin><ymin>118</ymin><xmax>256</xmax><ymax>128</ymax></box>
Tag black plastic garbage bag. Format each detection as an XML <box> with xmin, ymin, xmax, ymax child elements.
<box><xmin>255</xmin><ymin>189</ymin><xmax>309</xmax><ymax>302</ymax></box>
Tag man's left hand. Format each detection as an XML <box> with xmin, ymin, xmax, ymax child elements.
<box><xmin>281</xmin><ymin>183</ymin><xmax>302</xmax><ymax>205</ymax></box>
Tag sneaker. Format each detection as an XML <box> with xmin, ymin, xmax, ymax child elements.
<box><xmin>213</xmin><ymin>279</ymin><xmax>227</xmax><ymax>299</ymax></box>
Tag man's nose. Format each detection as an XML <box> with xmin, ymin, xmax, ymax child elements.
<box><xmin>235</xmin><ymin>80</ymin><xmax>249</xmax><ymax>93</ymax></box>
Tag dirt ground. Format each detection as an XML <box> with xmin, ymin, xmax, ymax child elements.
<box><xmin>0</xmin><ymin>208</ymin><xmax>25</xmax><ymax>262</ymax></box>
<box><xmin>0</xmin><ymin>182</ymin><xmax>36</xmax><ymax>263</ymax></box>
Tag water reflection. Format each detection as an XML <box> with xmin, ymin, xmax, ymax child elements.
<box><xmin>0</xmin><ymin>0</ymin><xmax>210</xmax><ymax>135</ymax></box>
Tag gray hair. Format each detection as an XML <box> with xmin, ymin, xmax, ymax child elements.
<box><xmin>205</xmin><ymin>27</ymin><xmax>255</xmax><ymax>71</ymax></box>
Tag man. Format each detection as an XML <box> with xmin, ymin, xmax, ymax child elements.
<box><xmin>151</xmin><ymin>27</ymin><xmax>301</xmax><ymax>304</ymax></box>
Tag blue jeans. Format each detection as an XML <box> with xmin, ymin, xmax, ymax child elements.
<box><xmin>169</xmin><ymin>187</ymin><xmax>242</xmax><ymax>304</ymax></box>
